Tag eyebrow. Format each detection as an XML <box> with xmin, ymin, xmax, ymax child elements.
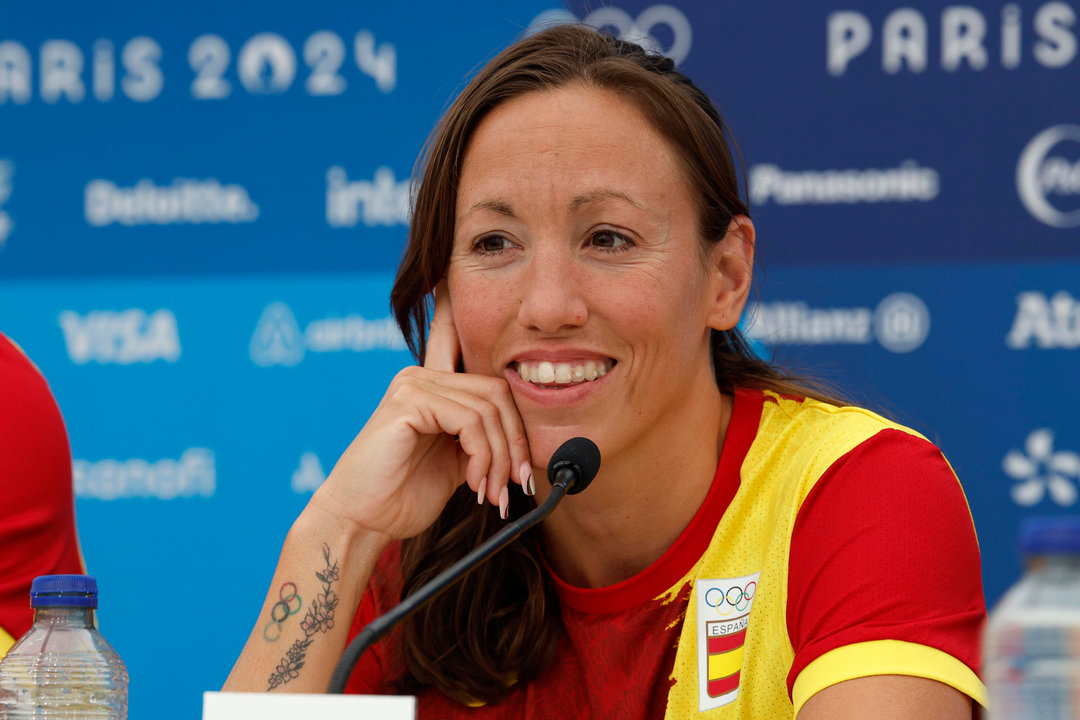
<box><xmin>459</xmin><ymin>189</ymin><xmax>647</xmax><ymax>226</ymax></box>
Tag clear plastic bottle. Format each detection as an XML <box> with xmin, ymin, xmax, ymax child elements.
<box><xmin>984</xmin><ymin>516</ymin><xmax>1080</xmax><ymax>720</ymax></box>
<box><xmin>0</xmin><ymin>575</ymin><xmax>128</xmax><ymax>719</ymax></box>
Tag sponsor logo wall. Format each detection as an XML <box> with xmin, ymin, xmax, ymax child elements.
<box><xmin>0</xmin><ymin>1</ymin><xmax>1076</xmax><ymax>718</ymax></box>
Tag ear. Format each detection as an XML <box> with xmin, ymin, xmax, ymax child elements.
<box><xmin>704</xmin><ymin>215</ymin><xmax>755</xmax><ymax>331</ymax></box>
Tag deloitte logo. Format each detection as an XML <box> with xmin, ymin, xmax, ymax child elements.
<box><xmin>746</xmin><ymin>292</ymin><xmax>930</xmax><ymax>354</ymax></box>
<box><xmin>249</xmin><ymin>301</ymin><xmax>408</xmax><ymax>367</ymax></box>
<box><xmin>1017</xmin><ymin>125</ymin><xmax>1080</xmax><ymax>229</ymax></box>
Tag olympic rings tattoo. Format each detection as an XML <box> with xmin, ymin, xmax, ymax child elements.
<box><xmin>263</xmin><ymin>581</ymin><xmax>303</xmax><ymax>642</ymax></box>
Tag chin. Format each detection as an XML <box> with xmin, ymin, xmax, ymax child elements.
<box><xmin>525</xmin><ymin>426</ymin><xmax>596</xmax><ymax>474</ymax></box>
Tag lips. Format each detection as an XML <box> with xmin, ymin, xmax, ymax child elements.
<box><xmin>515</xmin><ymin>359</ymin><xmax>615</xmax><ymax>387</ymax></box>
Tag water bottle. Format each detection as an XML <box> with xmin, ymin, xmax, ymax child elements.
<box><xmin>984</xmin><ymin>516</ymin><xmax>1080</xmax><ymax>719</ymax></box>
<box><xmin>0</xmin><ymin>575</ymin><xmax>128</xmax><ymax>718</ymax></box>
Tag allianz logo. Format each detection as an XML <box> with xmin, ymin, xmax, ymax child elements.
<box><xmin>84</xmin><ymin>177</ymin><xmax>259</xmax><ymax>227</ymax></box>
<box><xmin>0</xmin><ymin>159</ymin><xmax>12</xmax><ymax>250</ymax></box>
<box><xmin>249</xmin><ymin>301</ymin><xmax>408</xmax><ymax>367</ymax></box>
<box><xmin>1004</xmin><ymin>429</ymin><xmax>1080</xmax><ymax>507</ymax></box>
<box><xmin>74</xmin><ymin>448</ymin><xmax>215</xmax><ymax>501</ymax></box>
<box><xmin>745</xmin><ymin>292</ymin><xmax>930</xmax><ymax>353</ymax></box>
<box><xmin>1017</xmin><ymin>125</ymin><xmax>1080</xmax><ymax>229</ymax></box>
<box><xmin>749</xmin><ymin>160</ymin><xmax>939</xmax><ymax>206</ymax></box>
<box><xmin>326</xmin><ymin>166</ymin><xmax>410</xmax><ymax>228</ymax></box>
<box><xmin>528</xmin><ymin>5</ymin><xmax>692</xmax><ymax>65</ymax></box>
<box><xmin>59</xmin><ymin>308</ymin><xmax>180</xmax><ymax>364</ymax></box>
<box><xmin>1007</xmin><ymin>291</ymin><xmax>1080</xmax><ymax>349</ymax></box>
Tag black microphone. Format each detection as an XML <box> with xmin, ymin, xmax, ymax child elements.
<box><xmin>327</xmin><ymin>437</ymin><xmax>601</xmax><ymax>694</ymax></box>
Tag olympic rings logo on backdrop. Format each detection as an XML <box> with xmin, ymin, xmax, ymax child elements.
<box><xmin>704</xmin><ymin>580</ymin><xmax>756</xmax><ymax>616</ymax></box>
<box><xmin>528</xmin><ymin>5</ymin><xmax>693</xmax><ymax>65</ymax></box>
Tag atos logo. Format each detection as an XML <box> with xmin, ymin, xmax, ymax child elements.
<box><xmin>1006</xmin><ymin>291</ymin><xmax>1080</xmax><ymax>349</ymax></box>
<box><xmin>1004</xmin><ymin>429</ymin><xmax>1080</xmax><ymax>507</ymax></box>
<box><xmin>1017</xmin><ymin>125</ymin><xmax>1080</xmax><ymax>229</ymax></box>
<box><xmin>529</xmin><ymin>4</ymin><xmax>692</xmax><ymax>64</ymax></box>
<box><xmin>59</xmin><ymin>308</ymin><xmax>181</xmax><ymax>365</ymax></box>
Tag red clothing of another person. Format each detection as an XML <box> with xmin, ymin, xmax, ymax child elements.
<box><xmin>0</xmin><ymin>332</ymin><xmax>85</xmax><ymax>648</ymax></box>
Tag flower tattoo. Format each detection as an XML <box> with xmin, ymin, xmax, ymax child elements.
<box><xmin>266</xmin><ymin>544</ymin><xmax>341</xmax><ymax>690</ymax></box>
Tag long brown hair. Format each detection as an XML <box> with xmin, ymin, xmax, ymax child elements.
<box><xmin>389</xmin><ymin>24</ymin><xmax>841</xmax><ymax>704</ymax></box>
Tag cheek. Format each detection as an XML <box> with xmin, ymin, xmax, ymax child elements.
<box><xmin>450</xmin><ymin>276</ymin><xmax>514</xmax><ymax>372</ymax></box>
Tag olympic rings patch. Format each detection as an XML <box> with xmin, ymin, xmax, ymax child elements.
<box><xmin>703</xmin><ymin>580</ymin><xmax>757</xmax><ymax>616</ymax></box>
<box><xmin>263</xmin><ymin>581</ymin><xmax>303</xmax><ymax>642</ymax></box>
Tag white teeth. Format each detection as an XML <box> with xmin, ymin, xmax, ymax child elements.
<box><xmin>516</xmin><ymin>359</ymin><xmax>614</xmax><ymax>386</ymax></box>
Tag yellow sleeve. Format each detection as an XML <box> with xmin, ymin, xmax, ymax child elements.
<box><xmin>791</xmin><ymin>639</ymin><xmax>988</xmax><ymax>715</ymax></box>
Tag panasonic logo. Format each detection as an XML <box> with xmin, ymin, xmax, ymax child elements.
<box><xmin>749</xmin><ymin>161</ymin><xmax>939</xmax><ymax>206</ymax></box>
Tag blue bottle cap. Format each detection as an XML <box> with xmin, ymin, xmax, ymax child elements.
<box><xmin>1020</xmin><ymin>516</ymin><xmax>1080</xmax><ymax>555</ymax></box>
<box><xmin>30</xmin><ymin>574</ymin><xmax>99</xmax><ymax>608</ymax></box>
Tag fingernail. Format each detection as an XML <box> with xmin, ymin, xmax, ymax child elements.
<box><xmin>520</xmin><ymin>462</ymin><xmax>535</xmax><ymax>496</ymax></box>
<box><xmin>499</xmin><ymin>485</ymin><xmax>509</xmax><ymax>520</ymax></box>
<box><xmin>477</xmin><ymin>477</ymin><xmax>487</xmax><ymax>505</ymax></box>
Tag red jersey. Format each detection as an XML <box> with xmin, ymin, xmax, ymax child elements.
<box><xmin>344</xmin><ymin>388</ymin><xmax>986</xmax><ymax>718</ymax></box>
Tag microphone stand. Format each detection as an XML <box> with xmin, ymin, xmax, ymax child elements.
<box><xmin>326</xmin><ymin>468</ymin><xmax>577</xmax><ymax>694</ymax></box>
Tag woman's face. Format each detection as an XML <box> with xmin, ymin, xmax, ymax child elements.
<box><xmin>448</xmin><ymin>85</ymin><xmax>742</xmax><ymax>467</ymax></box>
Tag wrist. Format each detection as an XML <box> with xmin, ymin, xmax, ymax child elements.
<box><xmin>293</xmin><ymin>490</ymin><xmax>392</xmax><ymax>569</ymax></box>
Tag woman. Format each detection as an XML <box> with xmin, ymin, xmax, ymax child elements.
<box><xmin>225</xmin><ymin>25</ymin><xmax>986</xmax><ymax>718</ymax></box>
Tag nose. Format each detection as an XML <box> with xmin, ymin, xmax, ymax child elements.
<box><xmin>516</xmin><ymin>246</ymin><xmax>589</xmax><ymax>333</ymax></box>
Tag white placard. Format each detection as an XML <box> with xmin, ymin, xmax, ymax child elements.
<box><xmin>202</xmin><ymin>691</ymin><xmax>415</xmax><ymax>719</ymax></box>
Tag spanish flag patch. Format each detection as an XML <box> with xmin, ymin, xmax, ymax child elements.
<box><xmin>696</xmin><ymin>573</ymin><xmax>760</xmax><ymax>711</ymax></box>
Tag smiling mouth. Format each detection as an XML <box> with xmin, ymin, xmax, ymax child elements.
<box><xmin>515</xmin><ymin>360</ymin><xmax>615</xmax><ymax>388</ymax></box>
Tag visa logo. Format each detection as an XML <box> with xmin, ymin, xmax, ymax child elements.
<box><xmin>59</xmin><ymin>308</ymin><xmax>181</xmax><ymax>364</ymax></box>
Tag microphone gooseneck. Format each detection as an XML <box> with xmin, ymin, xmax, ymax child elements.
<box><xmin>327</xmin><ymin>436</ymin><xmax>601</xmax><ymax>694</ymax></box>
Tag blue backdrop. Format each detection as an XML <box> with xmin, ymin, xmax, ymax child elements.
<box><xmin>1</xmin><ymin>1</ymin><xmax>1078</xmax><ymax>716</ymax></box>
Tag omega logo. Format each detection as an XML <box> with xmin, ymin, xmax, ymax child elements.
<box><xmin>1017</xmin><ymin>125</ymin><xmax>1080</xmax><ymax>229</ymax></box>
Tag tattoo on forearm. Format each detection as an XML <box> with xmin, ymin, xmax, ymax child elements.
<box><xmin>266</xmin><ymin>543</ymin><xmax>341</xmax><ymax>690</ymax></box>
<box><xmin>263</xmin><ymin>582</ymin><xmax>302</xmax><ymax>642</ymax></box>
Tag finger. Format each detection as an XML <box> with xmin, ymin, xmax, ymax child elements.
<box><xmin>398</xmin><ymin>388</ymin><xmax>493</xmax><ymax>492</ymax></box>
<box><xmin>412</xmin><ymin>379</ymin><xmax>513</xmax><ymax>504</ymax></box>
<box><xmin>423</xmin><ymin>279</ymin><xmax>461</xmax><ymax>372</ymax></box>
<box><xmin>420</xmin><ymin>372</ymin><xmax>532</xmax><ymax>497</ymax></box>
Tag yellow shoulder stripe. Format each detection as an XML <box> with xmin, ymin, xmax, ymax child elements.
<box><xmin>791</xmin><ymin>639</ymin><xmax>988</xmax><ymax>715</ymax></box>
<box><xmin>0</xmin><ymin>625</ymin><xmax>14</xmax><ymax>659</ymax></box>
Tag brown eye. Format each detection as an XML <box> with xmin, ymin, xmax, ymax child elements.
<box><xmin>475</xmin><ymin>235</ymin><xmax>511</xmax><ymax>254</ymax></box>
<box><xmin>591</xmin><ymin>230</ymin><xmax>631</xmax><ymax>250</ymax></box>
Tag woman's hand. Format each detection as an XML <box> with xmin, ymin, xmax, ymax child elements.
<box><xmin>311</xmin><ymin>281</ymin><xmax>533</xmax><ymax>542</ymax></box>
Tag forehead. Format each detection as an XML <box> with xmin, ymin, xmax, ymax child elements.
<box><xmin>456</xmin><ymin>85</ymin><xmax>691</xmax><ymax>211</ymax></box>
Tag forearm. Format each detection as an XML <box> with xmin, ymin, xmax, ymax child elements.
<box><xmin>223</xmin><ymin>498</ymin><xmax>389</xmax><ymax>693</ymax></box>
